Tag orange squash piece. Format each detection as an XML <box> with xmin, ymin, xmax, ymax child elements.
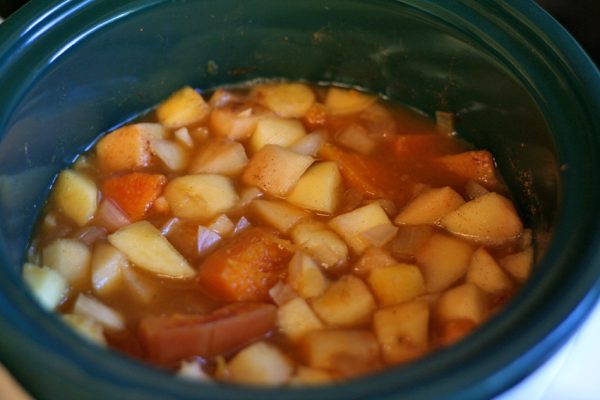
<box><xmin>433</xmin><ymin>150</ymin><xmax>502</xmax><ymax>190</ymax></box>
<box><xmin>197</xmin><ymin>228</ymin><xmax>294</xmax><ymax>301</ymax></box>
<box><xmin>101</xmin><ymin>173</ymin><xmax>167</xmax><ymax>221</ymax></box>
<box><xmin>393</xmin><ymin>134</ymin><xmax>463</xmax><ymax>159</ymax></box>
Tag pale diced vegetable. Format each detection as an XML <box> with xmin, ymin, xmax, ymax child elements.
<box><xmin>209</xmin><ymin>107</ymin><xmax>260</xmax><ymax>140</ymax></box>
<box><xmin>288</xmin><ymin>252</ymin><xmax>329</xmax><ymax>299</ymax></box>
<box><xmin>367</xmin><ymin>264</ymin><xmax>426</xmax><ymax>306</ymax></box>
<box><xmin>289</xmin><ymin>131</ymin><xmax>325</xmax><ymax>156</ymax></box>
<box><xmin>290</xmin><ymin>220</ymin><xmax>348</xmax><ymax>269</ymax></box>
<box><xmin>177</xmin><ymin>361</ymin><xmax>210</xmax><ymax>381</ymax></box>
<box><xmin>73</xmin><ymin>293</ymin><xmax>125</xmax><ymax>331</ymax></box>
<box><xmin>91</xmin><ymin>243</ymin><xmax>127</xmax><ymax>296</ymax></box>
<box><xmin>174</xmin><ymin>127</ymin><xmax>194</xmax><ymax>148</ymax></box>
<box><xmin>440</xmin><ymin>192</ymin><xmax>523</xmax><ymax>245</ymax></box>
<box><xmin>42</xmin><ymin>239</ymin><xmax>91</xmax><ymax>289</ymax></box>
<box><xmin>335</xmin><ymin>123</ymin><xmax>377</xmax><ymax>155</ymax></box>
<box><xmin>22</xmin><ymin>263</ymin><xmax>68</xmax><ymax>310</ymax></box>
<box><xmin>324</xmin><ymin>88</ymin><xmax>376</xmax><ymax>115</ymax></box>
<box><xmin>227</xmin><ymin>341</ymin><xmax>293</xmax><ymax>385</ymax></box>
<box><xmin>252</xmin><ymin>199</ymin><xmax>308</xmax><ymax>233</ymax></box>
<box><xmin>435</xmin><ymin>283</ymin><xmax>488</xmax><ymax>325</ymax></box>
<box><xmin>300</xmin><ymin>330</ymin><xmax>381</xmax><ymax>377</ymax></box>
<box><xmin>359</xmin><ymin>224</ymin><xmax>399</xmax><ymax>248</ymax></box>
<box><xmin>499</xmin><ymin>246</ymin><xmax>534</xmax><ymax>283</ymax></box>
<box><xmin>416</xmin><ymin>234</ymin><xmax>474</xmax><ymax>293</ymax></box>
<box><xmin>389</xmin><ymin>225</ymin><xmax>434</xmax><ymax>261</ymax></box>
<box><xmin>250</xmin><ymin>117</ymin><xmax>306</xmax><ymax>153</ymax></box>
<box><xmin>242</xmin><ymin>145</ymin><xmax>314</xmax><ymax>198</ymax></box>
<box><xmin>352</xmin><ymin>247</ymin><xmax>397</xmax><ymax>277</ymax></box>
<box><xmin>277</xmin><ymin>297</ymin><xmax>324</xmax><ymax>341</ymax></box>
<box><xmin>150</xmin><ymin>139</ymin><xmax>190</xmax><ymax>171</ymax></box>
<box><xmin>466</xmin><ymin>247</ymin><xmax>513</xmax><ymax>293</ymax></box>
<box><xmin>53</xmin><ymin>170</ymin><xmax>97</xmax><ymax>226</ymax></box>
<box><xmin>255</xmin><ymin>83</ymin><xmax>315</xmax><ymax>118</ymax></box>
<box><xmin>269</xmin><ymin>281</ymin><xmax>298</xmax><ymax>306</ymax></box>
<box><xmin>188</xmin><ymin>139</ymin><xmax>248</xmax><ymax>176</ymax></box>
<box><xmin>62</xmin><ymin>314</ymin><xmax>106</xmax><ymax>346</ymax></box>
<box><xmin>96</xmin><ymin>123</ymin><xmax>165</xmax><ymax>172</ymax></box>
<box><xmin>287</xmin><ymin>161</ymin><xmax>343</xmax><ymax>214</ymax></box>
<box><xmin>164</xmin><ymin>174</ymin><xmax>238</xmax><ymax>220</ymax></box>
<box><xmin>236</xmin><ymin>186</ymin><xmax>264</xmax><ymax>209</ymax></box>
<box><xmin>121</xmin><ymin>265</ymin><xmax>156</xmax><ymax>303</ymax></box>
<box><xmin>95</xmin><ymin>199</ymin><xmax>131</xmax><ymax>233</ymax></box>
<box><xmin>310</xmin><ymin>275</ymin><xmax>376</xmax><ymax>327</ymax></box>
<box><xmin>464</xmin><ymin>180</ymin><xmax>489</xmax><ymax>199</ymax></box>
<box><xmin>289</xmin><ymin>366</ymin><xmax>333</xmax><ymax>385</ymax></box>
<box><xmin>373</xmin><ymin>300</ymin><xmax>429</xmax><ymax>363</ymax></box>
<box><xmin>108</xmin><ymin>221</ymin><xmax>195</xmax><ymax>278</ymax></box>
<box><xmin>197</xmin><ymin>226</ymin><xmax>222</xmax><ymax>256</ymax></box>
<box><xmin>156</xmin><ymin>86</ymin><xmax>209</xmax><ymax>129</ymax></box>
<box><xmin>207</xmin><ymin>214</ymin><xmax>235</xmax><ymax>237</ymax></box>
<box><xmin>394</xmin><ymin>186</ymin><xmax>464</xmax><ymax>226</ymax></box>
<box><xmin>328</xmin><ymin>202</ymin><xmax>393</xmax><ymax>254</ymax></box>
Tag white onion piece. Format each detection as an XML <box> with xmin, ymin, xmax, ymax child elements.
<box><xmin>289</xmin><ymin>131</ymin><xmax>325</xmax><ymax>156</ymax></box>
<box><xmin>197</xmin><ymin>226</ymin><xmax>221</xmax><ymax>256</ymax></box>
<box><xmin>237</xmin><ymin>187</ymin><xmax>263</xmax><ymax>209</ymax></box>
<box><xmin>72</xmin><ymin>225</ymin><xmax>107</xmax><ymax>246</ymax></box>
<box><xmin>73</xmin><ymin>294</ymin><xmax>124</xmax><ymax>331</ymax></box>
<box><xmin>268</xmin><ymin>281</ymin><xmax>297</xmax><ymax>306</ymax></box>
<box><xmin>96</xmin><ymin>199</ymin><xmax>131</xmax><ymax>232</ymax></box>
<box><xmin>359</xmin><ymin>224</ymin><xmax>399</xmax><ymax>248</ymax></box>
<box><xmin>335</xmin><ymin>124</ymin><xmax>376</xmax><ymax>155</ymax></box>
<box><xmin>390</xmin><ymin>225</ymin><xmax>434</xmax><ymax>261</ymax></box>
<box><xmin>160</xmin><ymin>217</ymin><xmax>180</xmax><ymax>236</ymax></box>
<box><xmin>174</xmin><ymin>127</ymin><xmax>194</xmax><ymax>148</ymax></box>
<box><xmin>208</xmin><ymin>214</ymin><xmax>235</xmax><ymax>237</ymax></box>
<box><xmin>233</xmin><ymin>216</ymin><xmax>251</xmax><ymax>235</ymax></box>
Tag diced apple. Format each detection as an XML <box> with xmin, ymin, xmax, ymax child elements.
<box><xmin>289</xmin><ymin>366</ymin><xmax>334</xmax><ymax>385</ymax></box>
<box><xmin>288</xmin><ymin>251</ymin><xmax>329</xmax><ymax>299</ymax></box>
<box><xmin>440</xmin><ymin>192</ymin><xmax>524</xmax><ymax>245</ymax></box>
<box><xmin>73</xmin><ymin>293</ymin><xmax>125</xmax><ymax>331</ymax></box>
<box><xmin>207</xmin><ymin>214</ymin><xmax>235</xmax><ymax>237</ymax></box>
<box><xmin>290</xmin><ymin>220</ymin><xmax>348</xmax><ymax>270</ymax></box>
<box><xmin>277</xmin><ymin>297</ymin><xmax>324</xmax><ymax>341</ymax></box>
<box><xmin>352</xmin><ymin>246</ymin><xmax>397</xmax><ymax>277</ymax></box>
<box><xmin>150</xmin><ymin>139</ymin><xmax>190</xmax><ymax>171</ymax></box>
<box><xmin>42</xmin><ymin>238</ymin><xmax>91</xmax><ymax>289</ymax></box>
<box><xmin>96</xmin><ymin>123</ymin><xmax>165</xmax><ymax>172</ymax></box>
<box><xmin>250</xmin><ymin>117</ymin><xmax>306</xmax><ymax>153</ymax></box>
<box><xmin>242</xmin><ymin>145</ymin><xmax>314</xmax><ymax>198</ymax></box>
<box><xmin>269</xmin><ymin>281</ymin><xmax>298</xmax><ymax>306</ymax></box>
<box><xmin>435</xmin><ymin>283</ymin><xmax>488</xmax><ymax>325</ymax></box>
<box><xmin>394</xmin><ymin>186</ymin><xmax>465</xmax><ymax>226</ymax></box>
<box><xmin>287</xmin><ymin>161</ymin><xmax>343</xmax><ymax>214</ymax></box>
<box><xmin>121</xmin><ymin>265</ymin><xmax>156</xmax><ymax>303</ymax></box>
<box><xmin>156</xmin><ymin>86</ymin><xmax>209</xmax><ymax>129</ymax></box>
<box><xmin>416</xmin><ymin>234</ymin><xmax>474</xmax><ymax>293</ymax></box>
<box><xmin>466</xmin><ymin>247</ymin><xmax>513</xmax><ymax>293</ymax></box>
<box><xmin>335</xmin><ymin>123</ymin><xmax>377</xmax><ymax>155</ymax></box>
<box><xmin>252</xmin><ymin>199</ymin><xmax>308</xmax><ymax>233</ymax></box>
<box><xmin>328</xmin><ymin>202</ymin><xmax>393</xmax><ymax>254</ymax></box>
<box><xmin>22</xmin><ymin>263</ymin><xmax>68</xmax><ymax>310</ymax></box>
<box><xmin>236</xmin><ymin>187</ymin><xmax>264</xmax><ymax>209</ymax></box>
<box><xmin>368</xmin><ymin>264</ymin><xmax>426</xmax><ymax>306</ymax></box>
<box><xmin>359</xmin><ymin>224</ymin><xmax>399</xmax><ymax>248</ymax></box>
<box><xmin>373</xmin><ymin>300</ymin><xmax>429</xmax><ymax>364</ymax></box>
<box><xmin>62</xmin><ymin>314</ymin><xmax>106</xmax><ymax>346</ymax></box>
<box><xmin>53</xmin><ymin>170</ymin><xmax>97</xmax><ymax>226</ymax></box>
<box><xmin>164</xmin><ymin>174</ymin><xmax>238</xmax><ymax>220</ymax></box>
<box><xmin>91</xmin><ymin>243</ymin><xmax>127</xmax><ymax>296</ymax></box>
<box><xmin>209</xmin><ymin>106</ymin><xmax>260</xmax><ymax>140</ymax></box>
<box><xmin>300</xmin><ymin>329</ymin><xmax>381</xmax><ymax>377</ymax></box>
<box><xmin>108</xmin><ymin>221</ymin><xmax>195</xmax><ymax>279</ymax></box>
<box><xmin>254</xmin><ymin>83</ymin><xmax>316</xmax><ymax>118</ymax></box>
<box><xmin>289</xmin><ymin>131</ymin><xmax>326</xmax><ymax>156</ymax></box>
<box><xmin>227</xmin><ymin>342</ymin><xmax>293</xmax><ymax>385</ymax></box>
<box><xmin>499</xmin><ymin>246</ymin><xmax>534</xmax><ymax>283</ymax></box>
<box><xmin>310</xmin><ymin>274</ymin><xmax>375</xmax><ymax>327</ymax></box>
<box><xmin>188</xmin><ymin>139</ymin><xmax>248</xmax><ymax>176</ymax></box>
<box><xmin>324</xmin><ymin>88</ymin><xmax>376</xmax><ymax>115</ymax></box>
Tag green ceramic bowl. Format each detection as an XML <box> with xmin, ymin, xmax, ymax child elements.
<box><xmin>0</xmin><ymin>1</ymin><xmax>599</xmax><ymax>399</ymax></box>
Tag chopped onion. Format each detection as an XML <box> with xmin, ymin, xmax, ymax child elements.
<box><xmin>237</xmin><ymin>187</ymin><xmax>264</xmax><ymax>209</ymax></box>
<box><xmin>268</xmin><ymin>281</ymin><xmax>297</xmax><ymax>306</ymax></box>
<box><xmin>208</xmin><ymin>214</ymin><xmax>235</xmax><ymax>237</ymax></box>
<box><xmin>151</xmin><ymin>139</ymin><xmax>189</xmax><ymax>171</ymax></box>
<box><xmin>290</xmin><ymin>131</ymin><xmax>325</xmax><ymax>156</ymax></box>
<box><xmin>390</xmin><ymin>225</ymin><xmax>435</xmax><ymax>261</ymax></box>
<box><xmin>352</xmin><ymin>247</ymin><xmax>397</xmax><ymax>277</ymax></box>
<box><xmin>374</xmin><ymin>198</ymin><xmax>397</xmax><ymax>217</ymax></box>
<box><xmin>174</xmin><ymin>127</ymin><xmax>194</xmax><ymax>148</ymax></box>
<box><xmin>96</xmin><ymin>199</ymin><xmax>131</xmax><ymax>232</ymax></box>
<box><xmin>359</xmin><ymin>224</ymin><xmax>398</xmax><ymax>247</ymax></box>
<box><xmin>73</xmin><ymin>293</ymin><xmax>124</xmax><ymax>331</ymax></box>
<box><xmin>233</xmin><ymin>216</ymin><xmax>251</xmax><ymax>235</ymax></box>
<box><xmin>71</xmin><ymin>225</ymin><xmax>107</xmax><ymax>246</ymax></box>
<box><xmin>159</xmin><ymin>217</ymin><xmax>180</xmax><ymax>236</ymax></box>
<box><xmin>197</xmin><ymin>226</ymin><xmax>221</xmax><ymax>256</ymax></box>
<box><xmin>121</xmin><ymin>266</ymin><xmax>155</xmax><ymax>304</ymax></box>
<box><xmin>465</xmin><ymin>180</ymin><xmax>489</xmax><ymax>200</ymax></box>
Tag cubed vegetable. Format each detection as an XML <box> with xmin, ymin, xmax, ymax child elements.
<box><xmin>188</xmin><ymin>139</ymin><xmax>248</xmax><ymax>176</ymax></box>
<box><xmin>291</xmin><ymin>220</ymin><xmax>348</xmax><ymax>270</ymax></box>
<box><xmin>434</xmin><ymin>150</ymin><xmax>502</xmax><ymax>190</ymax></box>
<box><xmin>22</xmin><ymin>263</ymin><xmax>68</xmax><ymax>310</ymax></box>
<box><xmin>101</xmin><ymin>173</ymin><xmax>167</xmax><ymax>221</ymax></box>
<box><xmin>288</xmin><ymin>252</ymin><xmax>329</xmax><ymax>299</ymax></box>
<box><xmin>209</xmin><ymin>106</ymin><xmax>260</xmax><ymax>140</ymax></box>
<box><xmin>250</xmin><ymin>117</ymin><xmax>306</xmax><ymax>153</ymax></box>
<box><xmin>435</xmin><ymin>283</ymin><xmax>488</xmax><ymax>325</ymax></box>
<box><xmin>73</xmin><ymin>293</ymin><xmax>125</xmax><ymax>331</ymax></box>
<box><xmin>53</xmin><ymin>170</ymin><xmax>98</xmax><ymax>226</ymax></box>
<box><xmin>42</xmin><ymin>238</ymin><xmax>91</xmax><ymax>289</ymax></box>
<box><xmin>150</xmin><ymin>139</ymin><xmax>190</xmax><ymax>171</ymax></box>
<box><xmin>254</xmin><ymin>83</ymin><xmax>315</xmax><ymax>118</ymax></box>
<box><xmin>466</xmin><ymin>247</ymin><xmax>513</xmax><ymax>293</ymax></box>
<box><xmin>368</xmin><ymin>264</ymin><xmax>426</xmax><ymax>306</ymax></box>
<box><xmin>156</xmin><ymin>86</ymin><xmax>210</xmax><ymax>129</ymax></box>
<box><xmin>352</xmin><ymin>246</ymin><xmax>397</xmax><ymax>277</ymax></box>
<box><xmin>499</xmin><ymin>246</ymin><xmax>534</xmax><ymax>283</ymax></box>
<box><xmin>228</xmin><ymin>341</ymin><xmax>294</xmax><ymax>385</ymax></box>
<box><xmin>394</xmin><ymin>186</ymin><xmax>465</xmax><ymax>226</ymax></box>
<box><xmin>335</xmin><ymin>123</ymin><xmax>377</xmax><ymax>155</ymax></box>
<box><xmin>91</xmin><ymin>243</ymin><xmax>128</xmax><ymax>296</ymax></box>
<box><xmin>277</xmin><ymin>297</ymin><xmax>324</xmax><ymax>341</ymax></box>
<box><xmin>252</xmin><ymin>199</ymin><xmax>308</xmax><ymax>233</ymax></box>
<box><xmin>287</xmin><ymin>161</ymin><xmax>343</xmax><ymax>214</ymax></box>
<box><xmin>324</xmin><ymin>88</ymin><xmax>376</xmax><ymax>115</ymax></box>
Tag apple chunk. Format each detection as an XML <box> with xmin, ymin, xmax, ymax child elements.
<box><xmin>252</xmin><ymin>199</ymin><xmax>308</xmax><ymax>233</ymax></box>
<box><xmin>499</xmin><ymin>246</ymin><xmax>534</xmax><ymax>283</ymax></box>
<box><xmin>254</xmin><ymin>83</ymin><xmax>316</xmax><ymax>118</ymax></box>
<box><xmin>164</xmin><ymin>174</ymin><xmax>238</xmax><ymax>220</ymax></box>
<box><xmin>440</xmin><ymin>192</ymin><xmax>523</xmax><ymax>246</ymax></box>
<box><xmin>466</xmin><ymin>247</ymin><xmax>513</xmax><ymax>293</ymax></box>
<box><xmin>108</xmin><ymin>221</ymin><xmax>195</xmax><ymax>279</ymax></box>
<box><xmin>277</xmin><ymin>297</ymin><xmax>324</xmax><ymax>341</ymax></box>
<box><xmin>290</xmin><ymin>220</ymin><xmax>348</xmax><ymax>270</ymax></box>
<box><xmin>242</xmin><ymin>145</ymin><xmax>314</xmax><ymax>198</ymax></box>
<box><xmin>394</xmin><ymin>186</ymin><xmax>464</xmax><ymax>226</ymax></box>
<box><xmin>368</xmin><ymin>264</ymin><xmax>426</xmax><ymax>306</ymax></box>
<box><xmin>325</xmin><ymin>87</ymin><xmax>376</xmax><ymax>115</ymax></box>
<box><xmin>156</xmin><ymin>86</ymin><xmax>209</xmax><ymax>129</ymax></box>
<box><xmin>53</xmin><ymin>170</ymin><xmax>97</xmax><ymax>226</ymax></box>
<box><xmin>189</xmin><ymin>139</ymin><xmax>248</xmax><ymax>176</ymax></box>
<box><xmin>22</xmin><ymin>263</ymin><xmax>68</xmax><ymax>310</ymax></box>
<box><xmin>373</xmin><ymin>300</ymin><xmax>429</xmax><ymax>364</ymax></box>
<box><xmin>91</xmin><ymin>243</ymin><xmax>128</xmax><ymax>296</ymax></box>
<box><xmin>227</xmin><ymin>342</ymin><xmax>293</xmax><ymax>385</ymax></box>
<box><xmin>287</xmin><ymin>161</ymin><xmax>343</xmax><ymax>214</ymax></box>
<box><xmin>42</xmin><ymin>238</ymin><xmax>91</xmax><ymax>289</ymax></box>
<box><xmin>288</xmin><ymin>251</ymin><xmax>329</xmax><ymax>299</ymax></box>
<box><xmin>250</xmin><ymin>117</ymin><xmax>306</xmax><ymax>153</ymax></box>
<box><xmin>435</xmin><ymin>283</ymin><xmax>488</xmax><ymax>325</ymax></box>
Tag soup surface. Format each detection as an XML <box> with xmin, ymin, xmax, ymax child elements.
<box><xmin>23</xmin><ymin>82</ymin><xmax>533</xmax><ymax>385</ymax></box>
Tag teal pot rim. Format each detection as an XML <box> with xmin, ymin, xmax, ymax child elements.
<box><xmin>0</xmin><ymin>1</ymin><xmax>599</xmax><ymax>399</ymax></box>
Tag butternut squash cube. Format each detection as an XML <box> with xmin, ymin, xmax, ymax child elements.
<box><xmin>250</xmin><ymin>117</ymin><xmax>306</xmax><ymax>153</ymax></box>
<box><xmin>325</xmin><ymin>88</ymin><xmax>376</xmax><ymax>115</ymax></box>
<box><xmin>499</xmin><ymin>246</ymin><xmax>534</xmax><ymax>283</ymax></box>
<box><xmin>108</xmin><ymin>221</ymin><xmax>195</xmax><ymax>279</ymax></box>
<box><xmin>466</xmin><ymin>247</ymin><xmax>513</xmax><ymax>293</ymax></box>
<box><xmin>255</xmin><ymin>83</ymin><xmax>316</xmax><ymax>118</ymax></box>
<box><xmin>164</xmin><ymin>174</ymin><xmax>238</xmax><ymax>220</ymax></box>
<box><xmin>189</xmin><ymin>139</ymin><xmax>248</xmax><ymax>177</ymax></box>
<box><xmin>368</xmin><ymin>264</ymin><xmax>426</xmax><ymax>306</ymax></box>
<box><xmin>394</xmin><ymin>186</ymin><xmax>464</xmax><ymax>226</ymax></box>
<box><xmin>435</xmin><ymin>283</ymin><xmax>488</xmax><ymax>325</ymax></box>
<box><xmin>277</xmin><ymin>297</ymin><xmax>324</xmax><ymax>341</ymax></box>
<box><xmin>373</xmin><ymin>300</ymin><xmax>429</xmax><ymax>364</ymax></box>
<box><xmin>287</xmin><ymin>161</ymin><xmax>343</xmax><ymax>214</ymax></box>
<box><xmin>242</xmin><ymin>145</ymin><xmax>314</xmax><ymax>198</ymax></box>
<box><xmin>440</xmin><ymin>192</ymin><xmax>523</xmax><ymax>246</ymax></box>
<box><xmin>22</xmin><ymin>263</ymin><xmax>68</xmax><ymax>310</ymax></box>
<box><xmin>310</xmin><ymin>275</ymin><xmax>375</xmax><ymax>327</ymax></box>
<box><xmin>416</xmin><ymin>234</ymin><xmax>474</xmax><ymax>293</ymax></box>
<box><xmin>227</xmin><ymin>342</ymin><xmax>293</xmax><ymax>385</ymax></box>
<box><xmin>42</xmin><ymin>239</ymin><xmax>91</xmax><ymax>289</ymax></box>
<box><xmin>53</xmin><ymin>170</ymin><xmax>97</xmax><ymax>226</ymax></box>
<box><xmin>252</xmin><ymin>199</ymin><xmax>308</xmax><ymax>233</ymax></box>
<box><xmin>288</xmin><ymin>251</ymin><xmax>329</xmax><ymax>299</ymax></box>
<box><xmin>329</xmin><ymin>202</ymin><xmax>393</xmax><ymax>254</ymax></box>
<box><xmin>156</xmin><ymin>86</ymin><xmax>209</xmax><ymax>129</ymax></box>
<box><xmin>291</xmin><ymin>220</ymin><xmax>348</xmax><ymax>269</ymax></box>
